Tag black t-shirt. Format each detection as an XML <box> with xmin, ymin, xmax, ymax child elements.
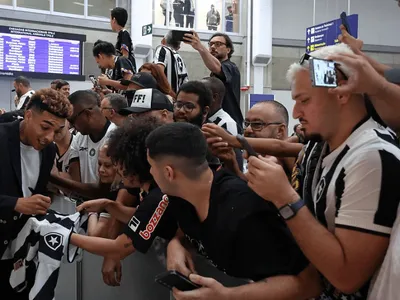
<box><xmin>111</xmin><ymin>56</ymin><xmax>134</xmax><ymax>82</ymax></box>
<box><xmin>170</xmin><ymin>170</ymin><xmax>308</xmax><ymax>281</ymax></box>
<box><xmin>212</xmin><ymin>60</ymin><xmax>243</xmax><ymax>132</ymax></box>
<box><xmin>115</xmin><ymin>30</ymin><xmax>137</xmax><ymax>73</ymax></box>
<box><xmin>123</xmin><ymin>187</ymin><xmax>178</xmax><ymax>253</ymax></box>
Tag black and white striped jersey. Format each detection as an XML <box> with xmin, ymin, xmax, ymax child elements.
<box><xmin>1</xmin><ymin>211</ymin><xmax>88</xmax><ymax>300</ymax></box>
<box><xmin>208</xmin><ymin>108</ymin><xmax>240</xmax><ymax>136</ymax></box>
<box><xmin>298</xmin><ymin>117</ymin><xmax>400</xmax><ymax>299</ymax></box>
<box><xmin>154</xmin><ymin>45</ymin><xmax>189</xmax><ymax>93</ymax></box>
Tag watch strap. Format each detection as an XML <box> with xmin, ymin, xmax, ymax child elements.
<box><xmin>290</xmin><ymin>198</ymin><xmax>305</xmax><ymax>213</ymax></box>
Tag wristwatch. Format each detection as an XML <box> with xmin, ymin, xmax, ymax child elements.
<box><xmin>279</xmin><ymin>198</ymin><xmax>305</xmax><ymax>220</ymax></box>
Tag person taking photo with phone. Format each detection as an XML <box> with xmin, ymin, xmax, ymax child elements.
<box><xmin>184</xmin><ymin>32</ymin><xmax>243</xmax><ymax>133</ymax></box>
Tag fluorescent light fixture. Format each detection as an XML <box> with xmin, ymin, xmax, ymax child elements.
<box><xmin>72</xmin><ymin>1</ymin><xmax>93</xmax><ymax>7</ymax></box>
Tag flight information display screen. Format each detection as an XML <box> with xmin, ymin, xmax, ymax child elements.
<box><xmin>0</xmin><ymin>26</ymin><xmax>86</xmax><ymax>80</ymax></box>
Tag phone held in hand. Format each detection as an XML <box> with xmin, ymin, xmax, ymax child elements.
<box><xmin>340</xmin><ymin>11</ymin><xmax>351</xmax><ymax>35</ymax></box>
<box><xmin>89</xmin><ymin>75</ymin><xmax>98</xmax><ymax>87</ymax></box>
<box><xmin>236</xmin><ymin>134</ymin><xmax>258</xmax><ymax>157</ymax></box>
<box><xmin>155</xmin><ymin>270</ymin><xmax>200</xmax><ymax>291</ymax></box>
<box><xmin>171</xmin><ymin>30</ymin><xmax>193</xmax><ymax>42</ymax></box>
<box><xmin>309</xmin><ymin>57</ymin><xmax>338</xmax><ymax>88</ymax></box>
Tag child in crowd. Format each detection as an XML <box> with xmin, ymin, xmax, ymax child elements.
<box><xmin>110</xmin><ymin>7</ymin><xmax>137</xmax><ymax>74</ymax></box>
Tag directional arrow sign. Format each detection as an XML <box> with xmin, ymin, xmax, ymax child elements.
<box><xmin>305</xmin><ymin>14</ymin><xmax>358</xmax><ymax>53</ymax></box>
<box><xmin>142</xmin><ymin>24</ymin><xmax>153</xmax><ymax>36</ymax></box>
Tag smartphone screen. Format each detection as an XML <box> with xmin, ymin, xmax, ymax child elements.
<box><xmin>309</xmin><ymin>58</ymin><xmax>338</xmax><ymax>88</ymax></box>
<box><xmin>89</xmin><ymin>75</ymin><xmax>98</xmax><ymax>86</ymax></box>
<box><xmin>155</xmin><ymin>271</ymin><xmax>200</xmax><ymax>292</ymax></box>
<box><xmin>171</xmin><ymin>30</ymin><xmax>193</xmax><ymax>42</ymax></box>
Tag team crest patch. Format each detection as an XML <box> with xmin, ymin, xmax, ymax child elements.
<box><xmin>44</xmin><ymin>233</ymin><xmax>63</xmax><ymax>251</ymax></box>
<box><xmin>89</xmin><ymin>148</ymin><xmax>96</xmax><ymax>157</ymax></box>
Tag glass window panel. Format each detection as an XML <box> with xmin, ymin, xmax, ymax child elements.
<box><xmin>16</xmin><ymin>0</ymin><xmax>49</xmax><ymax>10</ymax></box>
<box><xmin>224</xmin><ymin>0</ymin><xmax>240</xmax><ymax>33</ymax></box>
<box><xmin>54</xmin><ymin>1</ymin><xmax>84</xmax><ymax>15</ymax></box>
<box><xmin>0</xmin><ymin>0</ymin><xmax>12</xmax><ymax>6</ymax></box>
<box><xmin>197</xmin><ymin>0</ymin><xmax>223</xmax><ymax>32</ymax></box>
<box><xmin>155</xmin><ymin>0</ymin><xmax>172</xmax><ymax>26</ymax></box>
<box><xmin>88</xmin><ymin>0</ymin><xmax>115</xmax><ymax>18</ymax></box>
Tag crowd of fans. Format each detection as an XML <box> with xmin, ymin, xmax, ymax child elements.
<box><xmin>1</xmin><ymin>6</ymin><xmax>400</xmax><ymax>300</ymax></box>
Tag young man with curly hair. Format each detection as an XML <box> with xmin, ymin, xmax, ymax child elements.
<box><xmin>0</xmin><ymin>88</ymin><xmax>72</xmax><ymax>300</ymax></box>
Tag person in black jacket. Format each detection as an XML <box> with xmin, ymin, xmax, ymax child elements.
<box><xmin>0</xmin><ymin>88</ymin><xmax>72</xmax><ymax>300</ymax></box>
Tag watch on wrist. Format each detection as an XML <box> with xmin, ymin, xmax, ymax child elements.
<box><xmin>279</xmin><ymin>198</ymin><xmax>305</xmax><ymax>220</ymax></box>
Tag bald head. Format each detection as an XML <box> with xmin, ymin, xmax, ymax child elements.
<box><xmin>69</xmin><ymin>90</ymin><xmax>101</xmax><ymax>107</ymax></box>
<box><xmin>253</xmin><ymin>101</ymin><xmax>289</xmax><ymax>126</ymax></box>
<box><xmin>245</xmin><ymin>100</ymin><xmax>289</xmax><ymax>139</ymax></box>
<box><xmin>202</xmin><ymin>77</ymin><xmax>226</xmax><ymax>116</ymax></box>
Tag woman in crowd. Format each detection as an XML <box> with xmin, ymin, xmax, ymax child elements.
<box><xmin>139</xmin><ymin>63</ymin><xmax>176</xmax><ymax>100</ymax></box>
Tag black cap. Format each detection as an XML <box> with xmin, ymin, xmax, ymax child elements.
<box><xmin>121</xmin><ymin>72</ymin><xmax>158</xmax><ymax>89</ymax></box>
<box><xmin>119</xmin><ymin>88</ymin><xmax>173</xmax><ymax>115</ymax></box>
<box><xmin>384</xmin><ymin>68</ymin><xmax>400</xmax><ymax>84</ymax></box>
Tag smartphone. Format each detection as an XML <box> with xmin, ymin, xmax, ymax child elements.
<box><xmin>171</xmin><ymin>30</ymin><xmax>193</xmax><ymax>42</ymax></box>
<box><xmin>89</xmin><ymin>75</ymin><xmax>98</xmax><ymax>87</ymax></box>
<box><xmin>340</xmin><ymin>12</ymin><xmax>351</xmax><ymax>35</ymax></box>
<box><xmin>155</xmin><ymin>271</ymin><xmax>200</xmax><ymax>291</ymax></box>
<box><xmin>236</xmin><ymin>134</ymin><xmax>258</xmax><ymax>157</ymax></box>
<box><xmin>309</xmin><ymin>57</ymin><xmax>338</xmax><ymax>88</ymax></box>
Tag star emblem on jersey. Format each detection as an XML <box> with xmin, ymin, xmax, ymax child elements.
<box><xmin>316</xmin><ymin>177</ymin><xmax>326</xmax><ymax>203</ymax></box>
<box><xmin>44</xmin><ymin>233</ymin><xmax>63</xmax><ymax>251</ymax></box>
<box><xmin>89</xmin><ymin>148</ymin><xmax>96</xmax><ymax>157</ymax></box>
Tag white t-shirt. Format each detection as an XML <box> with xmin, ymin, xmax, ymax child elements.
<box><xmin>17</xmin><ymin>90</ymin><xmax>35</xmax><ymax>110</ymax></box>
<box><xmin>70</xmin><ymin>122</ymin><xmax>116</xmax><ymax>184</ymax></box>
<box><xmin>368</xmin><ymin>205</ymin><xmax>400</xmax><ymax>300</ymax></box>
<box><xmin>20</xmin><ymin>142</ymin><xmax>41</xmax><ymax>197</ymax></box>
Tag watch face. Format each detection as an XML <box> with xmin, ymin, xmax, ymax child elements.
<box><xmin>280</xmin><ymin>205</ymin><xmax>295</xmax><ymax>219</ymax></box>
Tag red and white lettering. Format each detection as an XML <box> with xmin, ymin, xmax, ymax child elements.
<box><xmin>139</xmin><ymin>195</ymin><xmax>169</xmax><ymax>240</ymax></box>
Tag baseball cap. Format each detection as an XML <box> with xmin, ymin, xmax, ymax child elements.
<box><xmin>119</xmin><ymin>88</ymin><xmax>174</xmax><ymax>115</ymax></box>
<box><xmin>121</xmin><ymin>72</ymin><xmax>158</xmax><ymax>89</ymax></box>
<box><xmin>384</xmin><ymin>68</ymin><xmax>400</xmax><ymax>84</ymax></box>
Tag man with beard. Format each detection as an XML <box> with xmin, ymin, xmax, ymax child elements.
<box><xmin>13</xmin><ymin>76</ymin><xmax>34</xmax><ymax>110</ymax></box>
<box><xmin>0</xmin><ymin>88</ymin><xmax>72</xmax><ymax>299</ymax></box>
<box><xmin>173</xmin><ymin>81</ymin><xmax>211</xmax><ymax>127</ymax></box>
<box><xmin>183</xmin><ymin>32</ymin><xmax>243</xmax><ymax>131</ymax></box>
<box><xmin>247</xmin><ymin>43</ymin><xmax>400</xmax><ymax>299</ymax></box>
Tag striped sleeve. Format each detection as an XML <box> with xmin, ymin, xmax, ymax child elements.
<box><xmin>335</xmin><ymin>149</ymin><xmax>400</xmax><ymax>236</ymax></box>
<box><xmin>154</xmin><ymin>46</ymin><xmax>167</xmax><ymax>67</ymax></box>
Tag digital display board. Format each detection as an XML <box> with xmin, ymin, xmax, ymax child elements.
<box><xmin>0</xmin><ymin>26</ymin><xmax>86</xmax><ymax>80</ymax></box>
<box><xmin>306</xmin><ymin>14</ymin><xmax>359</xmax><ymax>53</ymax></box>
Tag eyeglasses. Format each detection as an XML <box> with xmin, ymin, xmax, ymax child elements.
<box><xmin>299</xmin><ymin>53</ymin><xmax>348</xmax><ymax>80</ymax></box>
<box><xmin>173</xmin><ymin>101</ymin><xmax>196</xmax><ymax>113</ymax></box>
<box><xmin>68</xmin><ymin>107</ymin><xmax>93</xmax><ymax>124</ymax></box>
<box><xmin>101</xmin><ymin>107</ymin><xmax>114</xmax><ymax>111</ymax></box>
<box><xmin>244</xmin><ymin>121</ymin><xmax>282</xmax><ymax>131</ymax></box>
<box><xmin>208</xmin><ymin>41</ymin><xmax>226</xmax><ymax>48</ymax></box>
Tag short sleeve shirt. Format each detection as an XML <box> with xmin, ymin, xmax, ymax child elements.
<box><xmin>123</xmin><ymin>187</ymin><xmax>178</xmax><ymax>254</ymax></box>
<box><xmin>110</xmin><ymin>56</ymin><xmax>134</xmax><ymax>82</ymax></box>
<box><xmin>169</xmin><ymin>169</ymin><xmax>309</xmax><ymax>281</ymax></box>
<box><xmin>301</xmin><ymin>118</ymin><xmax>400</xmax><ymax>299</ymax></box>
<box><xmin>211</xmin><ymin>60</ymin><xmax>243</xmax><ymax>131</ymax></box>
<box><xmin>70</xmin><ymin>121</ymin><xmax>116</xmax><ymax>183</ymax></box>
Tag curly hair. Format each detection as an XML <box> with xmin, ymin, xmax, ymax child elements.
<box><xmin>107</xmin><ymin>116</ymin><xmax>162</xmax><ymax>184</ymax></box>
<box><xmin>26</xmin><ymin>88</ymin><xmax>73</xmax><ymax>119</ymax></box>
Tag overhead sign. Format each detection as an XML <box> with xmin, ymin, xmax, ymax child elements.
<box><xmin>142</xmin><ymin>24</ymin><xmax>152</xmax><ymax>36</ymax></box>
<box><xmin>306</xmin><ymin>14</ymin><xmax>358</xmax><ymax>53</ymax></box>
<box><xmin>249</xmin><ymin>94</ymin><xmax>275</xmax><ymax>109</ymax></box>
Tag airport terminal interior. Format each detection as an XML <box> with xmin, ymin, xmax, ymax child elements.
<box><xmin>0</xmin><ymin>0</ymin><xmax>400</xmax><ymax>299</ymax></box>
